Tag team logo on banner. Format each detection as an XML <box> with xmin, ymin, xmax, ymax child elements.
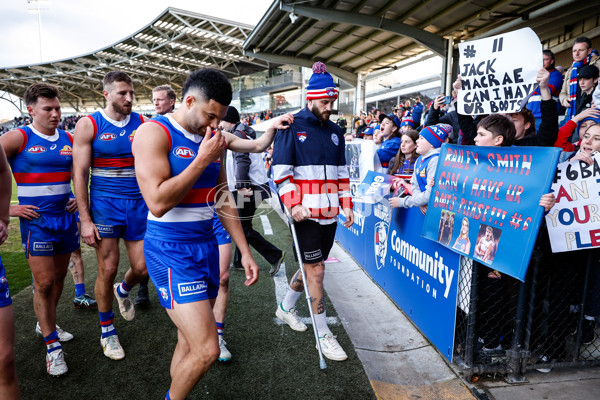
<box><xmin>174</xmin><ymin>146</ymin><xmax>196</xmax><ymax>159</ymax></box>
<box><xmin>374</xmin><ymin>220</ymin><xmax>389</xmax><ymax>270</ymax></box>
<box><xmin>27</xmin><ymin>146</ymin><xmax>46</xmax><ymax>153</ymax></box>
<box><xmin>99</xmin><ymin>133</ymin><xmax>116</xmax><ymax>141</ymax></box>
<box><xmin>297</xmin><ymin>132</ymin><xmax>307</xmax><ymax>143</ymax></box>
<box><xmin>331</xmin><ymin>133</ymin><xmax>339</xmax><ymax>146</ymax></box>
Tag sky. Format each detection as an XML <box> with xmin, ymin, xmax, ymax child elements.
<box><xmin>0</xmin><ymin>0</ymin><xmax>273</xmax><ymax>120</ymax></box>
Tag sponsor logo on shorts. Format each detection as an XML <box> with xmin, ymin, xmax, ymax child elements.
<box><xmin>33</xmin><ymin>242</ymin><xmax>53</xmax><ymax>252</ymax></box>
<box><xmin>60</xmin><ymin>145</ymin><xmax>73</xmax><ymax>156</ymax></box>
<box><xmin>159</xmin><ymin>287</ymin><xmax>169</xmax><ymax>301</ymax></box>
<box><xmin>174</xmin><ymin>146</ymin><xmax>196</xmax><ymax>159</ymax></box>
<box><xmin>96</xmin><ymin>224</ymin><xmax>114</xmax><ymax>234</ymax></box>
<box><xmin>99</xmin><ymin>133</ymin><xmax>116</xmax><ymax>141</ymax></box>
<box><xmin>27</xmin><ymin>145</ymin><xmax>47</xmax><ymax>153</ymax></box>
<box><xmin>178</xmin><ymin>280</ymin><xmax>207</xmax><ymax>296</ymax></box>
<box><xmin>304</xmin><ymin>250</ymin><xmax>322</xmax><ymax>261</ymax></box>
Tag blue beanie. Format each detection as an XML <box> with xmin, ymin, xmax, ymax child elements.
<box><xmin>363</xmin><ymin>126</ymin><xmax>374</xmax><ymax>135</ymax></box>
<box><xmin>580</xmin><ymin>109</ymin><xmax>600</xmax><ymax>125</ymax></box>
<box><xmin>400</xmin><ymin>116</ymin><xmax>415</xmax><ymax>128</ymax></box>
<box><xmin>420</xmin><ymin>125</ymin><xmax>448</xmax><ymax>148</ymax></box>
<box><xmin>306</xmin><ymin>62</ymin><xmax>338</xmax><ymax>101</ymax></box>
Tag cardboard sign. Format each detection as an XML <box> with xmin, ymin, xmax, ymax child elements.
<box><xmin>546</xmin><ymin>153</ymin><xmax>600</xmax><ymax>252</ymax></box>
<box><xmin>457</xmin><ymin>28</ymin><xmax>542</xmax><ymax>115</ymax></box>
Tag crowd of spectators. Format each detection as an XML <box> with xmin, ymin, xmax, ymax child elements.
<box><xmin>240</xmin><ymin>110</ymin><xmax>274</xmax><ymax>126</ymax></box>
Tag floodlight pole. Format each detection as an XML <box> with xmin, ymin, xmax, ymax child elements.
<box><xmin>27</xmin><ymin>0</ymin><xmax>48</xmax><ymax>63</ymax></box>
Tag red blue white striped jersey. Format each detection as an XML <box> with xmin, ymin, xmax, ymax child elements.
<box><xmin>88</xmin><ymin>110</ymin><xmax>143</xmax><ymax>199</ymax></box>
<box><xmin>8</xmin><ymin>125</ymin><xmax>73</xmax><ymax>214</ymax></box>
<box><xmin>144</xmin><ymin>114</ymin><xmax>221</xmax><ymax>241</ymax></box>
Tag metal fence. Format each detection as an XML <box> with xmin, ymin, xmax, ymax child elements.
<box><xmin>454</xmin><ymin>245</ymin><xmax>600</xmax><ymax>382</ymax></box>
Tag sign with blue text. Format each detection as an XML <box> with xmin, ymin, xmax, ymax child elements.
<box><xmin>422</xmin><ymin>143</ymin><xmax>560</xmax><ymax>281</ymax></box>
<box><xmin>546</xmin><ymin>153</ymin><xmax>600</xmax><ymax>252</ymax></box>
<box><xmin>457</xmin><ymin>28</ymin><xmax>542</xmax><ymax>115</ymax></box>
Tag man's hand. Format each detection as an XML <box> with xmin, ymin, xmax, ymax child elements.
<box><xmin>270</xmin><ymin>113</ymin><xmax>294</xmax><ymax>131</ymax></box>
<box><xmin>573</xmin><ymin>107</ymin><xmax>600</xmax><ymax>124</ymax></box>
<box><xmin>66</xmin><ymin>198</ymin><xmax>78</xmax><ymax>213</ymax></box>
<box><xmin>240</xmin><ymin>252</ymin><xmax>259</xmax><ymax>287</ymax></box>
<box><xmin>291</xmin><ymin>204</ymin><xmax>310</xmax><ymax>222</ymax></box>
<box><xmin>9</xmin><ymin>204</ymin><xmax>40</xmax><ymax>220</ymax></box>
<box><xmin>539</xmin><ymin>193</ymin><xmax>556</xmax><ymax>212</ymax></box>
<box><xmin>238</xmin><ymin>187</ymin><xmax>253</xmax><ymax>198</ymax></box>
<box><xmin>389</xmin><ymin>197</ymin><xmax>401</xmax><ymax>208</ymax></box>
<box><xmin>536</xmin><ymin>67</ymin><xmax>550</xmax><ymax>89</ymax></box>
<box><xmin>453</xmin><ymin>76</ymin><xmax>462</xmax><ymax>92</ymax></box>
<box><xmin>342</xmin><ymin>208</ymin><xmax>354</xmax><ymax>228</ymax></box>
<box><xmin>80</xmin><ymin>220</ymin><xmax>101</xmax><ymax>248</ymax></box>
<box><xmin>197</xmin><ymin>127</ymin><xmax>225</xmax><ymax>164</ymax></box>
<box><xmin>433</xmin><ymin>94</ymin><xmax>445</xmax><ymax>110</ymax></box>
<box><xmin>562</xmin><ymin>97</ymin><xmax>571</xmax><ymax>108</ymax></box>
<box><xmin>419</xmin><ymin>205</ymin><xmax>428</xmax><ymax>215</ymax></box>
<box><xmin>0</xmin><ymin>222</ymin><xmax>7</xmax><ymax>245</ymax></box>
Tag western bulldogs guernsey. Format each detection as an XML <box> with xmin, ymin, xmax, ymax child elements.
<box><xmin>9</xmin><ymin>125</ymin><xmax>73</xmax><ymax>213</ymax></box>
<box><xmin>88</xmin><ymin>110</ymin><xmax>143</xmax><ymax>199</ymax></box>
<box><xmin>145</xmin><ymin>114</ymin><xmax>221</xmax><ymax>242</ymax></box>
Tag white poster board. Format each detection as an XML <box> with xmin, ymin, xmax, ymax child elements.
<box><xmin>457</xmin><ymin>28</ymin><xmax>542</xmax><ymax>115</ymax></box>
<box><xmin>546</xmin><ymin>153</ymin><xmax>600</xmax><ymax>253</ymax></box>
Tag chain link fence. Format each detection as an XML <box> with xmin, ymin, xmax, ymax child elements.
<box><xmin>454</xmin><ymin>246</ymin><xmax>600</xmax><ymax>382</ymax></box>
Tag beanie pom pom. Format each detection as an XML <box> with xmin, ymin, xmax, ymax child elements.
<box><xmin>312</xmin><ymin>62</ymin><xmax>327</xmax><ymax>74</ymax></box>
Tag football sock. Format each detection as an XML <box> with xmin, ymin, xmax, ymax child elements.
<box><xmin>99</xmin><ymin>310</ymin><xmax>117</xmax><ymax>338</ymax></box>
<box><xmin>116</xmin><ymin>281</ymin><xmax>132</xmax><ymax>298</ymax></box>
<box><xmin>314</xmin><ymin>312</ymin><xmax>331</xmax><ymax>336</ymax></box>
<box><xmin>75</xmin><ymin>283</ymin><xmax>86</xmax><ymax>297</ymax></box>
<box><xmin>44</xmin><ymin>331</ymin><xmax>62</xmax><ymax>354</ymax></box>
<box><xmin>282</xmin><ymin>288</ymin><xmax>302</xmax><ymax>311</ymax></box>
<box><xmin>216</xmin><ymin>322</ymin><xmax>224</xmax><ymax>337</ymax></box>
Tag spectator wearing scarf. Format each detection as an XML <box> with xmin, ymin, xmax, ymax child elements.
<box><xmin>559</xmin><ymin>36</ymin><xmax>599</xmax><ymax>121</ymax></box>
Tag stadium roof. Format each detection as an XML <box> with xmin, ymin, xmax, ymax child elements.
<box><xmin>243</xmin><ymin>0</ymin><xmax>599</xmax><ymax>86</ymax></box>
<box><xmin>0</xmin><ymin>7</ymin><xmax>271</xmax><ymax>112</ymax></box>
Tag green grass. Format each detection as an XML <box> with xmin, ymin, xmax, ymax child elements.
<box><xmin>11</xmin><ymin>208</ymin><xmax>376</xmax><ymax>400</ymax></box>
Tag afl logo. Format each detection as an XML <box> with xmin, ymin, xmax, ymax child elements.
<box><xmin>99</xmin><ymin>133</ymin><xmax>116</xmax><ymax>141</ymax></box>
<box><xmin>174</xmin><ymin>146</ymin><xmax>196</xmax><ymax>159</ymax></box>
<box><xmin>27</xmin><ymin>146</ymin><xmax>46</xmax><ymax>153</ymax></box>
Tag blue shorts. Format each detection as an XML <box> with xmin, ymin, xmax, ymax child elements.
<box><xmin>144</xmin><ymin>237</ymin><xmax>219</xmax><ymax>309</ymax></box>
<box><xmin>20</xmin><ymin>212</ymin><xmax>79</xmax><ymax>257</ymax></box>
<box><xmin>90</xmin><ymin>196</ymin><xmax>148</xmax><ymax>241</ymax></box>
<box><xmin>213</xmin><ymin>214</ymin><xmax>231</xmax><ymax>245</ymax></box>
<box><xmin>0</xmin><ymin>257</ymin><xmax>12</xmax><ymax>308</ymax></box>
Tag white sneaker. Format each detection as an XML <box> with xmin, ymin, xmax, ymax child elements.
<box><xmin>276</xmin><ymin>303</ymin><xmax>307</xmax><ymax>332</ymax></box>
<box><xmin>101</xmin><ymin>335</ymin><xmax>125</xmax><ymax>360</ymax></box>
<box><xmin>113</xmin><ymin>283</ymin><xmax>135</xmax><ymax>321</ymax></box>
<box><xmin>35</xmin><ymin>322</ymin><xmax>74</xmax><ymax>342</ymax></box>
<box><xmin>218</xmin><ymin>337</ymin><xmax>232</xmax><ymax>362</ymax></box>
<box><xmin>318</xmin><ymin>333</ymin><xmax>348</xmax><ymax>361</ymax></box>
<box><xmin>46</xmin><ymin>349</ymin><xmax>68</xmax><ymax>376</ymax></box>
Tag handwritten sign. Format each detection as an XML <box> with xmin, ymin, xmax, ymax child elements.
<box><xmin>546</xmin><ymin>153</ymin><xmax>600</xmax><ymax>252</ymax></box>
<box><xmin>457</xmin><ymin>28</ymin><xmax>542</xmax><ymax>115</ymax></box>
<box><xmin>422</xmin><ymin>144</ymin><xmax>560</xmax><ymax>281</ymax></box>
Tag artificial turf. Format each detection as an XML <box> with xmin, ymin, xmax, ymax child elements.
<box><xmin>11</xmin><ymin>206</ymin><xmax>376</xmax><ymax>399</ymax></box>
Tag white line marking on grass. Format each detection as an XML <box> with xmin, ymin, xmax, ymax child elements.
<box><xmin>260</xmin><ymin>215</ymin><xmax>273</xmax><ymax>235</ymax></box>
<box><xmin>273</xmin><ymin>261</ymin><xmax>340</xmax><ymax>327</ymax></box>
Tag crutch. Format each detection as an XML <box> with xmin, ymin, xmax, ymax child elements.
<box><xmin>285</xmin><ymin>207</ymin><xmax>327</xmax><ymax>370</ymax></box>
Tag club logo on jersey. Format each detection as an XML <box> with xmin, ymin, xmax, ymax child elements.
<box><xmin>33</xmin><ymin>242</ymin><xmax>53</xmax><ymax>252</ymax></box>
<box><xmin>331</xmin><ymin>133</ymin><xmax>339</xmax><ymax>146</ymax></box>
<box><xmin>159</xmin><ymin>287</ymin><xmax>169</xmax><ymax>301</ymax></box>
<box><xmin>0</xmin><ymin>277</ymin><xmax>7</xmax><ymax>285</ymax></box>
<box><xmin>59</xmin><ymin>145</ymin><xmax>72</xmax><ymax>156</ymax></box>
<box><xmin>27</xmin><ymin>146</ymin><xmax>46</xmax><ymax>153</ymax></box>
<box><xmin>178</xmin><ymin>280</ymin><xmax>207</xmax><ymax>296</ymax></box>
<box><xmin>129</xmin><ymin>130</ymin><xmax>136</xmax><ymax>143</ymax></box>
<box><xmin>174</xmin><ymin>146</ymin><xmax>196</xmax><ymax>159</ymax></box>
<box><xmin>50</xmin><ymin>144</ymin><xmax>57</xmax><ymax>150</ymax></box>
<box><xmin>297</xmin><ymin>132</ymin><xmax>307</xmax><ymax>143</ymax></box>
<box><xmin>99</xmin><ymin>133</ymin><xmax>116</xmax><ymax>141</ymax></box>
